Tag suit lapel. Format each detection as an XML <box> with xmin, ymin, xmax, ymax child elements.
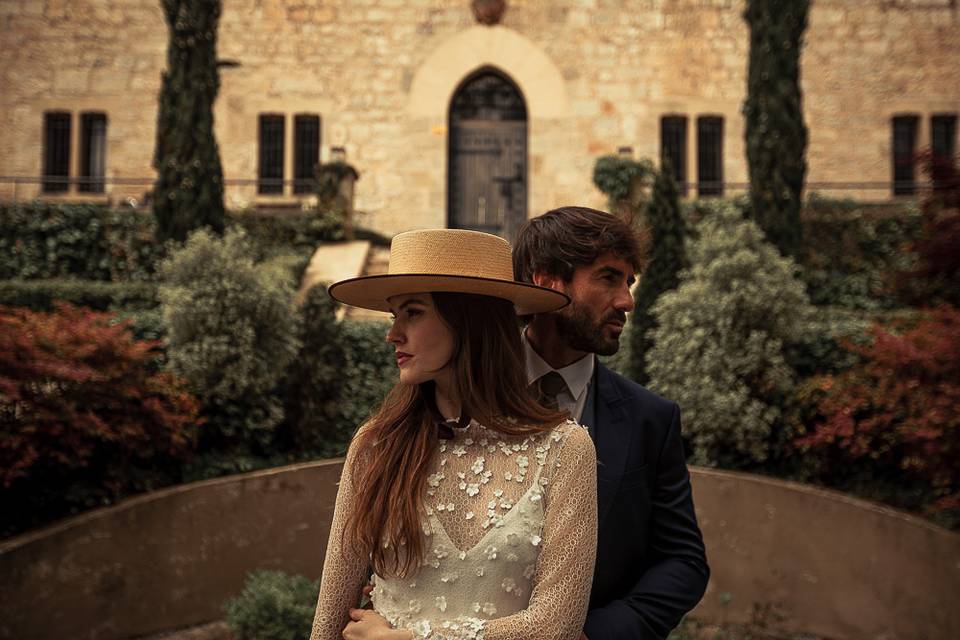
<box><xmin>592</xmin><ymin>363</ymin><xmax>631</xmax><ymax>527</ymax></box>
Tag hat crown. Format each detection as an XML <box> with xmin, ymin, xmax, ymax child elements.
<box><xmin>389</xmin><ymin>229</ymin><xmax>514</xmax><ymax>280</ymax></box>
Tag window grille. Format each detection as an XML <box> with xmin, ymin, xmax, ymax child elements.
<box><xmin>892</xmin><ymin>115</ymin><xmax>920</xmax><ymax>196</ymax></box>
<box><xmin>258</xmin><ymin>114</ymin><xmax>285</xmax><ymax>195</ymax></box>
<box><xmin>293</xmin><ymin>115</ymin><xmax>321</xmax><ymax>194</ymax></box>
<box><xmin>79</xmin><ymin>112</ymin><xmax>107</xmax><ymax>193</ymax></box>
<box><xmin>42</xmin><ymin>112</ymin><xmax>71</xmax><ymax>193</ymax></box>
<box><xmin>697</xmin><ymin>116</ymin><xmax>724</xmax><ymax>197</ymax></box>
<box><xmin>660</xmin><ymin>116</ymin><xmax>687</xmax><ymax>196</ymax></box>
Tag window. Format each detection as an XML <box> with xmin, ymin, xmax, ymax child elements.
<box><xmin>258</xmin><ymin>114</ymin><xmax>285</xmax><ymax>195</ymax></box>
<box><xmin>42</xmin><ymin>111</ymin><xmax>71</xmax><ymax>193</ymax></box>
<box><xmin>660</xmin><ymin>116</ymin><xmax>687</xmax><ymax>196</ymax></box>
<box><xmin>932</xmin><ymin>114</ymin><xmax>957</xmax><ymax>163</ymax></box>
<box><xmin>892</xmin><ymin>115</ymin><xmax>920</xmax><ymax>196</ymax></box>
<box><xmin>79</xmin><ymin>112</ymin><xmax>107</xmax><ymax>194</ymax></box>
<box><xmin>697</xmin><ymin>116</ymin><xmax>724</xmax><ymax>197</ymax></box>
<box><xmin>293</xmin><ymin>115</ymin><xmax>321</xmax><ymax>194</ymax></box>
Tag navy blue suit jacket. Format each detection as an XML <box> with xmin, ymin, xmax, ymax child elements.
<box><xmin>580</xmin><ymin>362</ymin><xmax>709</xmax><ymax>640</ymax></box>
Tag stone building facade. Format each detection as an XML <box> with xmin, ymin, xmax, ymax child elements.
<box><xmin>1</xmin><ymin>0</ymin><xmax>957</xmax><ymax>238</ymax></box>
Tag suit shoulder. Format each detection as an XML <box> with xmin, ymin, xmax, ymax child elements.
<box><xmin>601</xmin><ymin>365</ymin><xmax>678</xmax><ymax>415</ymax></box>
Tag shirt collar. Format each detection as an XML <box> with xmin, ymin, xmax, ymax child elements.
<box><xmin>522</xmin><ymin>332</ymin><xmax>595</xmax><ymax>402</ymax></box>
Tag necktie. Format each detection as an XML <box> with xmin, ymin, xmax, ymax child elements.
<box><xmin>532</xmin><ymin>370</ymin><xmax>567</xmax><ymax>411</ymax></box>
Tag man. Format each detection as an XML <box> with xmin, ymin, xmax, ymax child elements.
<box><xmin>513</xmin><ymin>206</ymin><xmax>709</xmax><ymax>640</ymax></box>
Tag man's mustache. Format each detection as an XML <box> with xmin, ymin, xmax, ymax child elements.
<box><xmin>604</xmin><ymin>311</ymin><xmax>627</xmax><ymax>325</ymax></box>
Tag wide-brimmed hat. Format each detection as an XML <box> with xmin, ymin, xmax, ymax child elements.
<box><xmin>328</xmin><ymin>229</ymin><xmax>569</xmax><ymax>315</ymax></box>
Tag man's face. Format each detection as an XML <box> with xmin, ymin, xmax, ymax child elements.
<box><xmin>539</xmin><ymin>253</ymin><xmax>636</xmax><ymax>356</ymax></box>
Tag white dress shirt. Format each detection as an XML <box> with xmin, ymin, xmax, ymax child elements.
<box><xmin>523</xmin><ymin>332</ymin><xmax>595</xmax><ymax>422</ymax></box>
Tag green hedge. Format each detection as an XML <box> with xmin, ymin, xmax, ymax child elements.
<box><xmin>0</xmin><ymin>279</ymin><xmax>158</xmax><ymax>311</ymax></box>
<box><xmin>0</xmin><ymin>203</ymin><xmax>162</xmax><ymax>281</ymax></box>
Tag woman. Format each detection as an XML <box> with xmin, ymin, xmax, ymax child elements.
<box><xmin>311</xmin><ymin>229</ymin><xmax>598</xmax><ymax>640</ymax></box>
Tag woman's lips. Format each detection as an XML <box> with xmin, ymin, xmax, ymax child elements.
<box><xmin>396</xmin><ymin>352</ymin><xmax>412</xmax><ymax>366</ymax></box>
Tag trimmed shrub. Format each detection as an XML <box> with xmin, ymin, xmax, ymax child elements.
<box><xmin>159</xmin><ymin>228</ymin><xmax>299</xmax><ymax>453</ymax></box>
<box><xmin>229</xmin><ymin>208</ymin><xmax>344</xmax><ymax>259</ymax></box>
<box><xmin>332</xmin><ymin>319</ymin><xmax>397</xmax><ymax>456</ymax></box>
<box><xmin>795</xmin><ymin>307</ymin><xmax>960</xmax><ymax>521</ymax></box>
<box><xmin>0</xmin><ymin>303</ymin><xmax>200</xmax><ymax>537</ymax></box>
<box><xmin>224</xmin><ymin>570</ymin><xmax>319</xmax><ymax>640</ymax></box>
<box><xmin>628</xmin><ymin>166</ymin><xmax>687</xmax><ymax>385</ymax></box>
<box><xmin>0</xmin><ymin>203</ymin><xmax>161</xmax><ymax>281</ymax></box>
<box><xmin>592</xmin><ymin>155</ymin><xmax>655</xmax><ymax>213</ymax></box>
<box><xmin>0</xmin><ymin>279</ymin><xmax>158</xmax><ymax>312</ymax></box>
<box><xmin>283</xmin><ymin>285</ymin><xmax>347</xmax><ymax>455</ymax></box>
<box><xmin>800</xmin><ymin>197</ymin><xmax>921</xmax><ymax>310</ymax></box>
<box><xmin>647</xmin><ymin>204</ymin><xmax>813</xmax><ymax>467</ymax></box>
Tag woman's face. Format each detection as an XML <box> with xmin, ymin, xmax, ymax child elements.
<box><xmin>386</xmin><ymin>293</ymin><xmax>456</xmax><ymax>387</ymax></box>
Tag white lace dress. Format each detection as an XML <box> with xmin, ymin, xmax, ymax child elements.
<box><xmin>310</xmin><ymin>419</ymin><xmax>598</xmax><ymax>640</ymax></box>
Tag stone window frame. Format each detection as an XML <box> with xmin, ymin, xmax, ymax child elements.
<box><xmin>696</xmin><ymin>115</ymin><xmax>724</xmax><ymax>198</ymax></box>
<box><xmin>660</xmin><ymin>115</ymin><xmax>688</xmax><ymax>197</ymax></box>
<box><xmin>41</xmin><ymin>109</ymin><xmax>110</xmax><ymax>199</ymax></box>
<box><xmin>891</xmin><ymin>114</ymin><xmax>920</xmax><ymax>197</ymax></box>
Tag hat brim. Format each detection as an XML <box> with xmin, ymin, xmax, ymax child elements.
<box><xmin>328</xmin><ymin>274</ymin><xmax>570</xmax><ymax>315</ymax></box>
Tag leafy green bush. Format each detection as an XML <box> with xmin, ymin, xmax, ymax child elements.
<box><xmin>0</xmin><ymin>279</ymin><xmax>157</xmax><ymax>311</ymax></box>
<box><xmin>647</xmin><ymin>203</ymin><xmax>813</xmax><ymax>467</ymax></box>
<box><xmin>229</xmin><ymin>208</ymin><xmax>344</xmax><ymax>259</ymax></box>
<box><xmin>592</xmin><ymin>155</ymin><xmax>655</xmax><ymax>211</ymax></box>
<box><xmin>330</xmin><ymin>319</ymin><xmax>397</xmax><ymax>456</ymax></box>
<box><xmin>628</xmin><ymin>166</ymin><xmax>687</xmax><ymax>385</ymax></box>
<box><xmin>0</xmin><ymin>203</ymin><xmax>162</xmax><ymax>281</ymax></box>
<box><xmin>283</xmin><ymin>285</ymin><xmax>347</xmax><ymax>455</ymax></box>
<box><xmin>224</xmin><ymin>570</ymin><xmax>319</xmax><ymax>640</ymax></box>
<box><xmin>159</xmin><ymin>228</ymin><xmax>299</xmax><ymax>453</ymax></box>
<box><xmin>800</xmin><ymin>197</ymin><xmax>920</xmax><ymax>310</ymax></box>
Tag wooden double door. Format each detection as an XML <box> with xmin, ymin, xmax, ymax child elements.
<box><xmin>448</xmin><ymin>70</ymin><xmax>528</xmax><ymax>242</ymax></box>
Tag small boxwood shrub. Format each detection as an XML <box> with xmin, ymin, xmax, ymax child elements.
<box><xmin>224</xmin><ymin>570</ymin><xmax>319</xmax><ymax>640</ymax></box>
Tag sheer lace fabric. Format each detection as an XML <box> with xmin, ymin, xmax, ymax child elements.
<box><xmin>310</xmin><ymin>419</ymin><xmax>597</xmax><ymax>640</ymax></box>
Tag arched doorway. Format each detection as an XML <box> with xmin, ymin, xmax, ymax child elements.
<box><xmin>447</xmin><ymin>68</ymin><xmax>528</xmax><ymax>241</ymax></box>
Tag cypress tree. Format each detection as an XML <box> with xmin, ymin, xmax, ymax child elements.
<box><xmin>153</xmin><ymin>0</ymin><xmax>226</xmax><ymax>243</ymax></box>
<box><xmin>628</xmin><ymin>164</ymin><xmax>687</xmax><ymax>386</ymax></box>
<box><xmin>743</xmin><ymin>0</ymin><xmax>810</xmax><ymax>259</ymax></box>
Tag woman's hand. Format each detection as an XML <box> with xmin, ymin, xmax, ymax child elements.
<box><xmin>343</xmin><ymin>608</ymin><xmax>412</xmax><ymax>640</ymax></box>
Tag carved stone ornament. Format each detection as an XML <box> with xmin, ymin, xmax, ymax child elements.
<box><xmin>472</xmin><ymin>0</ymin><xmax>506</xmax><ymax>26</ymax></box>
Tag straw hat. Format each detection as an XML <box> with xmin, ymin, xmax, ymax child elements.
<box><xmin>328</xmin><ymin>229</ymin><xmax>569</xmax><ymax>315</ymax></box>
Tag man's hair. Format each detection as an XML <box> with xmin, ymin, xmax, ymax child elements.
<box><xmin>513</xmin><ymin>206</ymin><xmax>644</xmax><ymax>284</ymax></box>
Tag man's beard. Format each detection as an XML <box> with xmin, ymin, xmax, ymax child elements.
<box><xmin>554</xmin><ymin>302</ymin><xmax>626</xmax><ymax>356</ymax></box>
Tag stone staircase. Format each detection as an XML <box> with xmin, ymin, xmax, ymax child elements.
<box><xmin>345</xmin><ymin>246</ymin><xmax>392</xmax><ymax>322</ymax></box>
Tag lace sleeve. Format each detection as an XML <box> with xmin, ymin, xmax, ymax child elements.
<box><xmin>309</xmin><ymin>437</ymin><xmax>370</xmax><ymax>640</ymax></box>
<box><xmin>482</xmin><ymin>424</ymin><xmax>598</xmax><ymax>640</ymax></box>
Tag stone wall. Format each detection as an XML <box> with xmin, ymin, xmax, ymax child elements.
<box><xmin>1</xmin><ymin>463</ymin><xmax>958</xmax><ymax>640</ymax></box>
<box><xmin>0</xmin><ymin>1</ymin><xmax>957</xmax><ymax>234</ymax></box>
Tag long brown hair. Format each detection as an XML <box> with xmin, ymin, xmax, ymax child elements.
<box><xmin>343</xmin><ymin>292</ymin><xmax>564</xmax><ymax>577</ymax></box>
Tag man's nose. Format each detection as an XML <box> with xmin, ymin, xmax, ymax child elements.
<box><xmin>614</xmin><ymin>284</ymin><xmax>634</xmax><ymax>311</ymax></box>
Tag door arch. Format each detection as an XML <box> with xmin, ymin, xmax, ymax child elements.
<box><xmin>447</xmin><ymin>68</ymin><xmax>528</xmax><ymax>241</ymax></box>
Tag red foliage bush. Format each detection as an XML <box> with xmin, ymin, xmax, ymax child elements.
<box><xmin>0</xmin><ymin>303</ymin><xmax>201</xmax><ymax>521</ymax></box>
<box><xmin>795</xmin><ymin>307</ymin><xmax>960</xmax><ymax>512</ymax></box>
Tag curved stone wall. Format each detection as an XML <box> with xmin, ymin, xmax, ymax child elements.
<box><xmin>1</xmin><ymin>463</ymin><xmax>957</xmax><ymax>640</ymax></box>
